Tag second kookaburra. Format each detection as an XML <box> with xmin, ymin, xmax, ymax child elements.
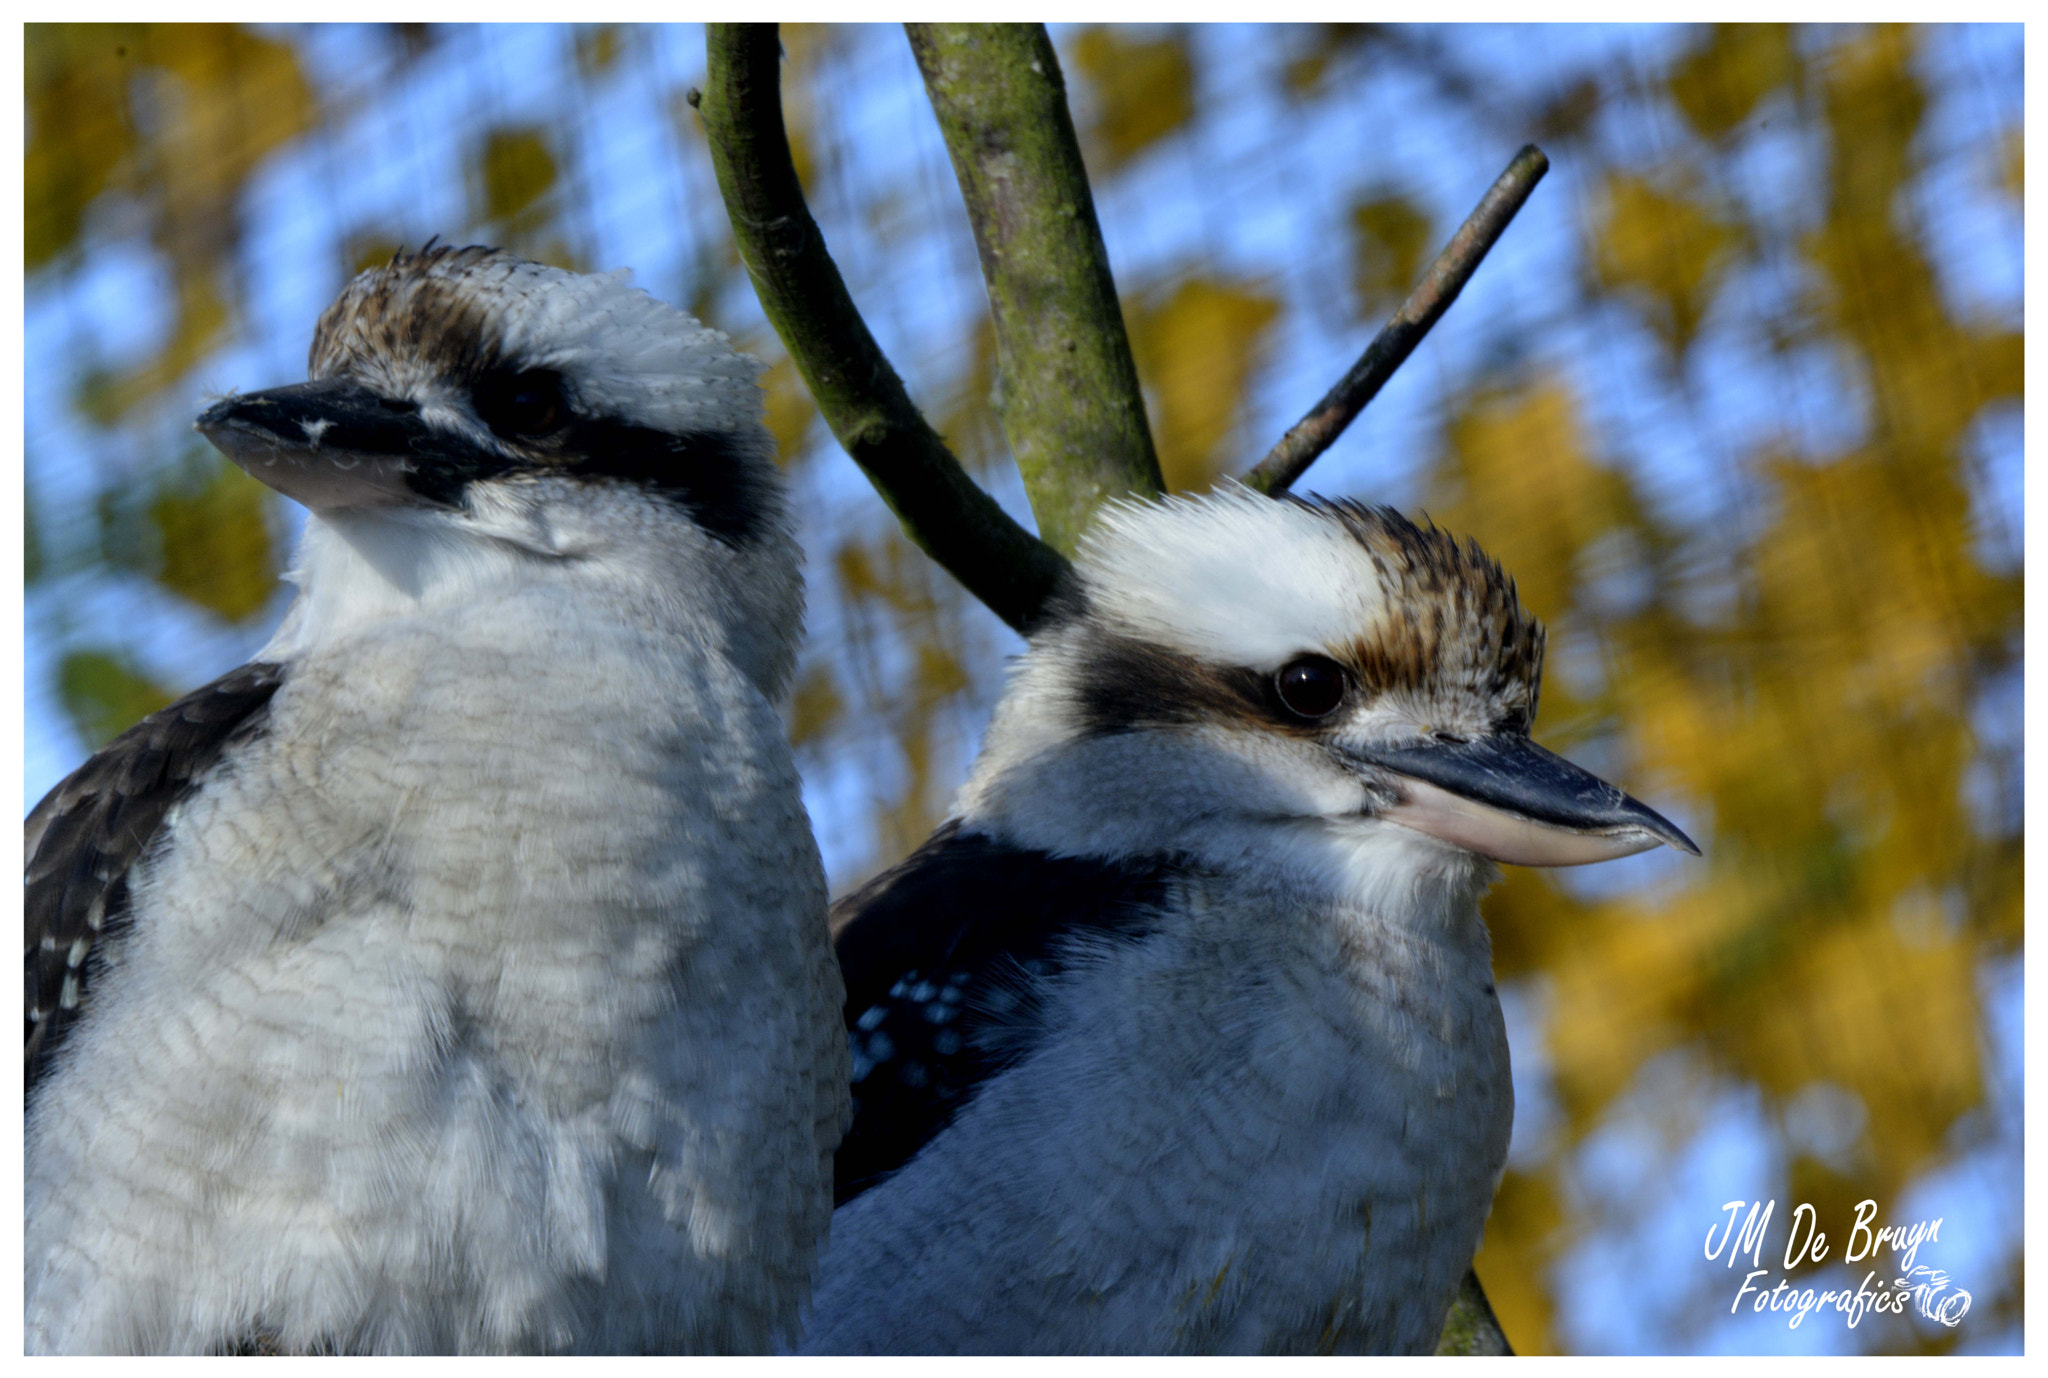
<box><xmin>803</xmin><ymin>486</ymin><xmax>1697</xmax><ymax>1354</ymax></box>
<box><xmin>24</xmin><ymin>246</ymin><xmax>847</xmax><ymax>1353</ymax></box>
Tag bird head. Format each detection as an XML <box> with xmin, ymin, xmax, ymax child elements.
<box><xmin>957</xmin><ymin>484</ymin><xmax>1697</xmax><ymax>889</ymax></box>
<box><xmin>196</xmin><ymin>244</ymin><xmax>801</xmax><ymax>695</ymax></box>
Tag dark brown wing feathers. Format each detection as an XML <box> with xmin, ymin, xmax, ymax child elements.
<box><xmin>25</xmin><ymin>662</ymin><xmax>285</xmax><ymax>1092</ymax></box>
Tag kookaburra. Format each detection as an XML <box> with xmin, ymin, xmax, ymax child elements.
<box><xmin>24</xmin><ymin>245</ymin><xmax>848</xmax><ymax>1354</ymax></box>
<box><xmin>802</xmin><ymin>486</ymin><xmax>1697</xmax><ymax>1354</ymax></box>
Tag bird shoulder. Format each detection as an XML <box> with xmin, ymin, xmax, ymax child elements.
<box><xmin>24</xmin><ymin>661</ymin><xmax>285</xmax><ymax>1093</ymax></box>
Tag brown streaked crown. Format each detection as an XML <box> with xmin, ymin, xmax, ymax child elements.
<box><xmin>308</xmin><ymin>243</ymin><xmax>519</xmax><ymax>383</ymax></box>
<box><xmin>1303</xmin><ymin>497</ymin><xmax>1546</xmax><ymax>732</ymax></box>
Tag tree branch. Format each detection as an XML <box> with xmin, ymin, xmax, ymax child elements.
<box><xmin>1244</xmin><ymin>143</ymin><xmax>1550</xmax><ymax>496</ymax></box>
<box><xmin>695</xmin><ymin>22</ymin><xmax>1069</xmax><ymax>633</ymax></box>
<box><xmin>1434</xmin><ymin>1267</ymin><xmax>1516</xmax><ymax>1356</ymax></box>
<box><xmin>906</xmin><ymin>23</ymin><xmax>1164</xmax><ymax>551</ymax></box>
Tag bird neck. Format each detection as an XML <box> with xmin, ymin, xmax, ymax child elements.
<box><xmin>264</xmin><ymin>507</ymin><xmax>538</xmax><ymax>656</ymax></box>
<box><xmin>1266</xmin><ymin>815</ymin><xmax>1501</xmax><ymax>942</ymax></box>
<box><xmin>259</xmin><ymin>494</ymin><xmax>803</xmax><ymax>703</ymax></box>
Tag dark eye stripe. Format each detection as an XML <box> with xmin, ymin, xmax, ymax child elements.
<box><xmin>390</xmin><ymin>394</ymin><xmax>775</xmax><ymax>548</ymax></box>
<box><xmin>1073</xmin><ymin>634</ymin><xmax>1318</xmax><ymax>738</ymax></box>
<box><xmin>558</xmin><ymin>421</ymin><xmax>775</xmax><ymax>549</ymax></box>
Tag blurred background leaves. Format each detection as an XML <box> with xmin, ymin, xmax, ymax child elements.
<box><xmin>22</xmin><ymin>22</ymin><xmax>2021</xmax><ymax>1355</ymax></box>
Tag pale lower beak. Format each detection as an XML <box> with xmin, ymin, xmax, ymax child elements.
<box><xmin>1351</xmin><ymin>732</ymin><xmax>1700</xmax><ymax>867</ymax></box>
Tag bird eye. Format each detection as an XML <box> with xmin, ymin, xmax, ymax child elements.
<box><xmin>1274</xmin><ymin>655</ymin><xmax>1347</xmax><ymax>720</ymax></box>
<box><xmin>475</xmin><ymin>369</ymin><xmax>569</xmax><ymax>438</ymax></box>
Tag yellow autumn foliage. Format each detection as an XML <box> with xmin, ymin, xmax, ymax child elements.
<box><xmin>147</xmin><ymin>455</ymin><xmax>277</xmax><ymax>623</ymax></box>
<box><xmin>1069</xmin><ymin>26</ymin><xmax>1195</xmax><ymax>172</ymax></box>
<box><xmin>29</xmin><ymin>25</ymin><xmax>313</xmax><ymax>418</ymax></box>
<box><xmin>1667</xmin><ymin>23</ymin><xmax>1799</xmax><ymax>139</ymax></box>
<box><xmin>1592</xmin><ymin>173</ymin><xmax>1743</xmax><ymax>356</ymax></box>
<box><xmin>1125</xmin><ymin>278</ymin><xmax>1282</xmax><ymax>493</ymax></box>
<box><xmin>1349</xmin><ymin>193</ymin><xmax>1435</xmax><ymax>322</ymax></box>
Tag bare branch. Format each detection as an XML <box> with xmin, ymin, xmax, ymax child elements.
<box><xmin>1244</xmin><ymin>143</ymin><xmax>1550</xmax><ymax>496</ymax></box>
<box><xmin>906</xmin><ymin>24</ymin><xmax>1164</xmax><ymax>552</ymax></box>
<box><xmin>695</xmin><ymin>22</ymin><xmax>1068</xmax><ymax>633</ymax></box>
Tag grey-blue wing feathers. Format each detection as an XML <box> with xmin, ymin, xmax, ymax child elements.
<box><xmin>828</xmin><ymin>822</ymin><xmax>1177</xmax><ymax>1204</ymax></box>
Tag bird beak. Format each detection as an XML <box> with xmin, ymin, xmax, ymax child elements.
<box><xmin>1350</xmin><ymin>732</ymin><xmax>1700</xmax><ymax>867</ymax></box>
<box><xmin>196</xmin><ymin>378</ymin><xmax>465</xmax><ymax>510</ymax></box>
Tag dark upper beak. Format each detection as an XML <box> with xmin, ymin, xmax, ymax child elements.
<box><xmin>1351</xmin><ymin>732</ymin><xmax>1700</xmax><ymax>867</ymax></box>
<box><xmin>195</xmin><ymin>378</ymin><xmax>476</xmax><ymax>510</ymax></box>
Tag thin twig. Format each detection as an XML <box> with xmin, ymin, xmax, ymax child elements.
<box><xmin>695</xmin><ymin>23</ymin><xmax>1069</xmax><ymax>633</ymax></box>
<box><xmin>1244</xmin><ymin>143</ymin><xmax>1550</xmax><ymax>496</ymax></box>
<box><xmin>906</xmin><ymin>24</ymin><xmax>1163</xmax><ymax>553</ymax></box>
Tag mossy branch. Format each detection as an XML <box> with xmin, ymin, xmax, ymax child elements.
<box><xmin>1245</xmin><ymin>143</ymin><xmax>1550</xmax><ymax>495</ymax></box>
<box><xmin>695</xmin><ymin>22</ymin><xmax>1067</xmax><ymax>633</ymax></box>
<box><xmin>906</xmin><ymin>23</ymin><xmax>1164</xmax><ymax>551</ymax></box>
<box><xmin>1434</xmin><ymin>1267</ymin><xmax>1516</xmax><ymax>1355</ymax></box>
